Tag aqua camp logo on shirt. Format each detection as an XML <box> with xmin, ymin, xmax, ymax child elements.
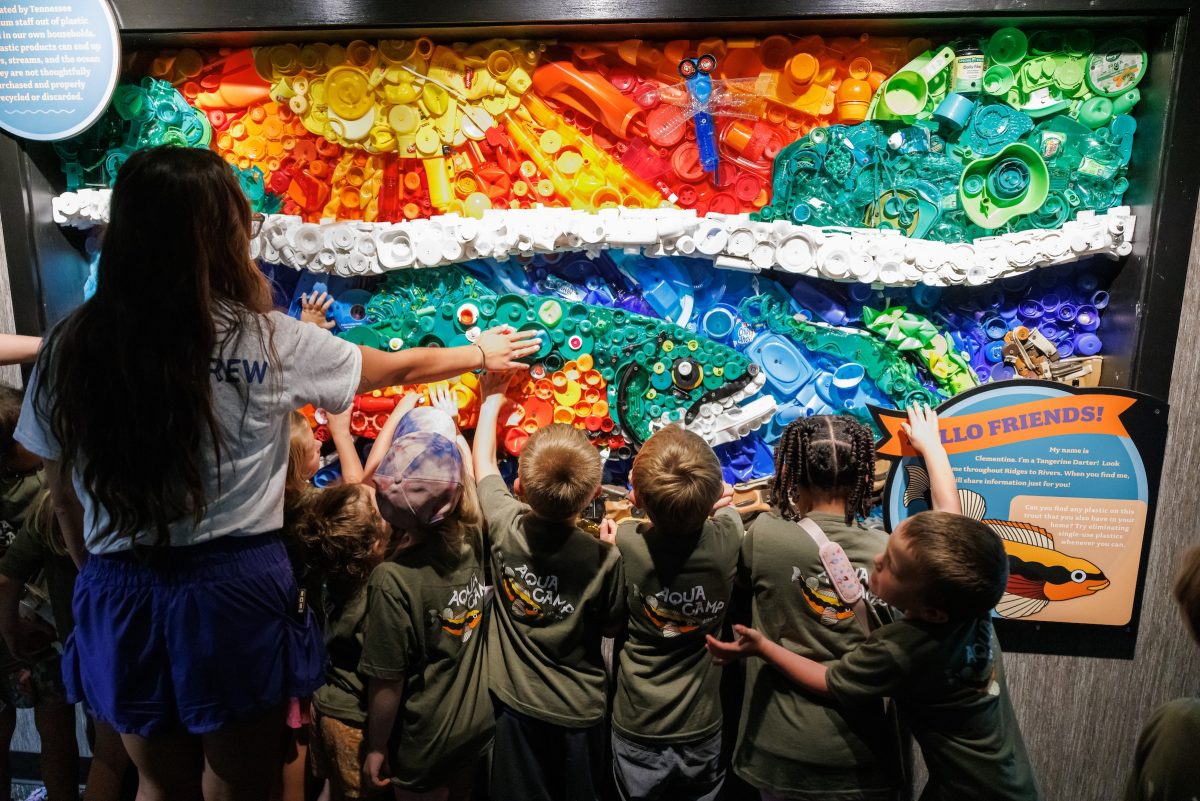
<box><xmin>209</xmin><ymin>358</ymin><xmax>269</xmax><ymax>384</ymax></box>
<box><xmin>636</xmin><ymin>583</ymin><xmax>725</xmax><ymax>638</ymax></box>
<box><xmin>428</xmin><ymin>575</ymin><xmax>487</xmax><ymax>642</ymax></box>
<box><xmin>501</xmin><ymin>563</ymin><xmax>575</xmax><ymax>622</ymax></box>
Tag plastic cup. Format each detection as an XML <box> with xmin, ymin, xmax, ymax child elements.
<box><xmin>983</xmin><ymin>64</ymin><xmax>1015</xmax><ymax>96</ymax></box>
<box><xmin>882</xmin><ymin>70</ymin><xmax>929</xmax><ymax>117</ymax></box>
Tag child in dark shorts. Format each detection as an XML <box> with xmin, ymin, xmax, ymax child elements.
<box><xmin>472</xmin><ymin>370</ymin><xmax>625</xmax><ymax>801</ymax></box>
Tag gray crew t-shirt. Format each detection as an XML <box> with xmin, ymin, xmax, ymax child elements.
<box><xmin>16</xmin><ymin>311</ymin><xmax>362</xmax><ymax>554</ymax></box>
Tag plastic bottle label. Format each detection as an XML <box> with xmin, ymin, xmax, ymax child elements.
<box><xmin>954</xmin><ymin>54</ymin><xmax>986</xmax><ymax>93</ymax></box>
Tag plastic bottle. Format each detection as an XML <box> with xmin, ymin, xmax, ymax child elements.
<box><xmin>953</xmin><ymin>38</ymin><xmax>986</xmax><ymax>95</ymax></box>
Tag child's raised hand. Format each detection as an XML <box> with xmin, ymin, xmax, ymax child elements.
<box><xmin>325</xmin><ymin>406</ymin><xmax>353</xmax><ymax>436</ymax></box>
<box><xmin>479</xmin><ymin>369</ymin><xmax>515</xmax><ymax>400</ymax></box>
<box><xmin>300</xmin><ymin>291</ymin><xmax>335</xmax><ymax>330</ymax></box>
<box><xmin>705</xmin><ymin>625</ymin><xmax>766</xmax><ymax>665</ymax></box>
<box><xmin>392</xmin><ymin>391</ymin><xmax>421</xmax><ymax>420</ymax></box>
<box><xmin>428</xmin><ymin>382</ymin><xmax>459</xmax><ymax>424</ymax></box>
<box><xmin>902</xmin><ymin>403</ymin><xmax>944</xmax><ymax>455</ymax></box>
<box><xmin>599</xmin><ymin>517</ymin><xmax>618</xmax><ymax>545</ymax></box>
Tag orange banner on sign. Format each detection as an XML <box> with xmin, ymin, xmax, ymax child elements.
<box><xmin>875</xmin><ymin>394</ymin><xmax>1136</xmax><ymax>456</ymax></box>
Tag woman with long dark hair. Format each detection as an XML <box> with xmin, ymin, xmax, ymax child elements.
<box><xmin>13</xmin><ymin>146</ymin><xmax>538</xmax><ymax>801</ymax></box>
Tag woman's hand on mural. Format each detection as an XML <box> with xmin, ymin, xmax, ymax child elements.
<box><xmin>300</xmin><ymin>292</ymin><xmax>335</xmax><ymax>330</ymax></box>
<box><xmin>476</xmin><ymin>325</ymin><xmax>542</xmax><ymax>370</ymax></box>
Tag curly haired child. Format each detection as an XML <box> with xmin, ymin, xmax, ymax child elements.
<box><xmin>731</xmin><ymin>405</ymin><xmax>959</xmax><ymax>801</ymax></box>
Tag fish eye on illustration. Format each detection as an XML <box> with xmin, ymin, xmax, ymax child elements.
<box><xmin>1070</xmin><ymin>569</ymin><xmax>1087</xmax><ymax>583</ymax></box>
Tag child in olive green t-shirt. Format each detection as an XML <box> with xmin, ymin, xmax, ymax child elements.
<box><xmin>473</xmin><ymin>371</ymin><xmax>625</xmax><ymax>801</ymax></box>
<box><xmin>710</xmin><ymin>510</ymin><xmax>1042</xmax><ymax>801</ymax></box>
<box><xmin>602</xmin><ymin>425</ymin><xmax>741</xmax><ymax>801</ymax></box>
<box><xmin>733</xmin><ymin>407</ymin><xmax>958</xmax><ymax>801</ymax></box>
<box><xmin>359</xmin><ymin>402</ymin><xmax>495</xmax><ymax>800</ymax></box>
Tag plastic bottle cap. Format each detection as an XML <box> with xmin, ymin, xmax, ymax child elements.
<box><xmin>788</xmin><ymin>53</ymin><xmax>819</xmax><ymax>87</ymax></box>
<box><xmin>1075</xmin><ymin>333</ymin><xmax>1103</xmax><ymax>356</ymax></box>
<box><xmin>1075</xmin><ymin>305</ymin><xmax>1100</xmax><ymax>331</ymax></box>
<box><xmin>734</xmin><ymin>174</ymin><xmax>763</xmax><ymax>202</ymax></box>
<box><xmin>848</xmin><ymin>57</ymin><xmax>872</xmax><ymax>81</ymax></box>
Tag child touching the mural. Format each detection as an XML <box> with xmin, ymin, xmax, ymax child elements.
<box><xmin>730</xmin><ymin>406</ymin><xmax>959</xmax><ymax>801</ymax></box>
<box><xmin>358</xmin><ymin>387</ymin><xmax>494</xmax><ymax>800</ymax></box>
<box><xmin>602</xmin><ymin>424</ymin><xmax>741</xmax><ymax>801</ymax></box>
<box><xmin>278</xmin><ymin>405</ymin><xmax>365</xmax><ymax>801</ymax></box>
<box><xmin>1124</xmin><ymin>545</ymin><xmax>1200</xmax><ymax>801</ymax></box>
<box><xmin>472</xmin><ymin>370</ymin><xmax>626</xmax><ymax>801</ymax></box>
<box><xmin>708</xmin><ymin>509</ymin><xmax>1042</xmax><ymax>801</ymax></box>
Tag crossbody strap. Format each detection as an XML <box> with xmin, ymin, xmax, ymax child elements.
<box><xmin>797</xmin><ymin>517</ymin><xmax>873</xmax><ymax>637</ymax></box>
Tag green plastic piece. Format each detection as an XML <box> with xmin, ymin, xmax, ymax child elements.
<box><xmin>958</xmin><ymin>143</ymin><xmax>1049</xmax><ymax>228</ymax></box>
<box><xmin>737</xmin><ymin>294</ymin><xmax>941</xmax><ymax>418</ymax></box>
<box><xmin>987</xmin><ymin>28</ymin><xmax>1029</xmax><ymax>67</ymax></box>
<box><xmin>349</xmin><ymin>266</ymin><xmax>759</xmax><ymax>447</ymax></box>
<box><xmin>1086</xmin><ymin>37</ymin><xmax>1148</xmax><ymax>97</ymax></box>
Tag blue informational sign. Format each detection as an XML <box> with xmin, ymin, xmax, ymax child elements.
<box><xmin>875</xmin><ymin>380</ymin><xmax>1168</xmax><ymax>656</ymax></box>
<box><xmin>0</xmin><ymin>0</ymin><xmax>120</xmax><ymax>141</ymax></box>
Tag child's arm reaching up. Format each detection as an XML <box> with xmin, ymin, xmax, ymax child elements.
<box><xmin>472</xmin><ymin>371</ymin><xmax>513</xmax><ymax>482</ymax></box>
<box><xmin>706</xmin><ymin>625</ymin><xmax>829</xmax><ymax>695</ymax></box>
<box><xmin>362</xmin><ymin>392</ymin><xmax>422</xmax><ymax>480</ymax></box>
<box><xmin>904</xmin><ymin>404</ymin><xmax>961</xmax><ymax>515</ymax></box>
<box><xmin>326</xmin><ymin>407</ymin><xmax>363</xmax><ymax>485</ymax></box>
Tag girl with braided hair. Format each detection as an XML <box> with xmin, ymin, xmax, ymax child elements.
<box><xmin>732</xmin><ymin>405</ymin><xmax>958</xmax><ymax>801</ymax></box>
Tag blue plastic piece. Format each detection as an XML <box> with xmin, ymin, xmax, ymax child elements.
<box><xmin>789</xmin><ymin>279</ymin><xmax>848</xmax><ymax>325</ymax></box>
<box><xmin>313</xmin><ymin>461</ymin><xmax>342</xmax><ymax>488</ymax></box>
<box><xmin>745</xmin><ymin>333</ymin><xmax>815</xmax><ymax>397</ymax></box>
<box><xmin>910</xmin><ymin>284</ymin><xmax>943</xmax><ymax>309</ymax></box>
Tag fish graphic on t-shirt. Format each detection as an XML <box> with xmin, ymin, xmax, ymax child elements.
<box><xmin>903</xmin><ymin>464</ymin><xmax>1110</xmax><ymax>618</ymax></box>
<box><xmin>428</xmin><ymin>606</ymin><xmax>483</xmax><ymax>642</ymax></box>
<box><xmin>791</xmin><ymin>566</ymin><xmax>856</xmax><ymax>626</ymax></box>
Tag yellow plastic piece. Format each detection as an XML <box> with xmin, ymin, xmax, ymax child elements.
<box><xmin>325</xmin><ymin>67</ymin><xmax>375</xmax><ymax>120</ymax></box>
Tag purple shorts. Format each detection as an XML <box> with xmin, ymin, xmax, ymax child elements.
<box><xmin>63</xmin><ymin>533</ymin><xmax>325</xmax><ymax>737</ymax></box>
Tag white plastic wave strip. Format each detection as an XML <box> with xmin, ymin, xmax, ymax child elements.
<box><xmin>52</xmin><ymin>189</ymin><xmax>1136</xmax><ymax>288</ymax></box>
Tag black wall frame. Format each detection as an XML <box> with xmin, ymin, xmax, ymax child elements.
<box><xmin>0</xmin><ymin>2</ymin><xmax>1197</xmax><ymax>657</ymax></box>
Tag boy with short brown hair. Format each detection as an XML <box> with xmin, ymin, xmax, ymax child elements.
<box><xmin>473</xmin><ymin>371</ymin><xmax>625</xmax><ymax>801</ymax></box>
<box><xmin>604</xmin><ymin>424</ymin><xmax>740</xmax><ymax>801</ymax></box>
<box><xmin>708</xmin><ymin>510</ymin><xmax>1042</xmax><ymax>801</ymax></box>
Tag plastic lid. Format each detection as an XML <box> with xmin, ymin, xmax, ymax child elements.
<box><xmin>788</xmin><ymin>53</ymin><xmax>820</xmax><ymax>87</ymax></box>
<box><xmin>325</xmin><ymin>67</ymin><xmax>374</xmax><ymax>120</ymax></box>
<box><xmin>987</xmin><ymin>28</ymin><xmax>1028</xmax><ymax>67</ymax></box>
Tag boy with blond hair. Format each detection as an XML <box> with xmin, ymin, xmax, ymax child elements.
<box><xmin>708</xmin><ymin>510</ymin><xmax>1042</xmax><ymax>801</ymax></box>
<box><xmin>601</xmin><ymin>424</ymin><xmax>740</xmax><ymax>801</ymax></box>
<box><xmin>473</xmin><ymin>371</ymin><xmax>625</xmax><ymax>801</ymax></box>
